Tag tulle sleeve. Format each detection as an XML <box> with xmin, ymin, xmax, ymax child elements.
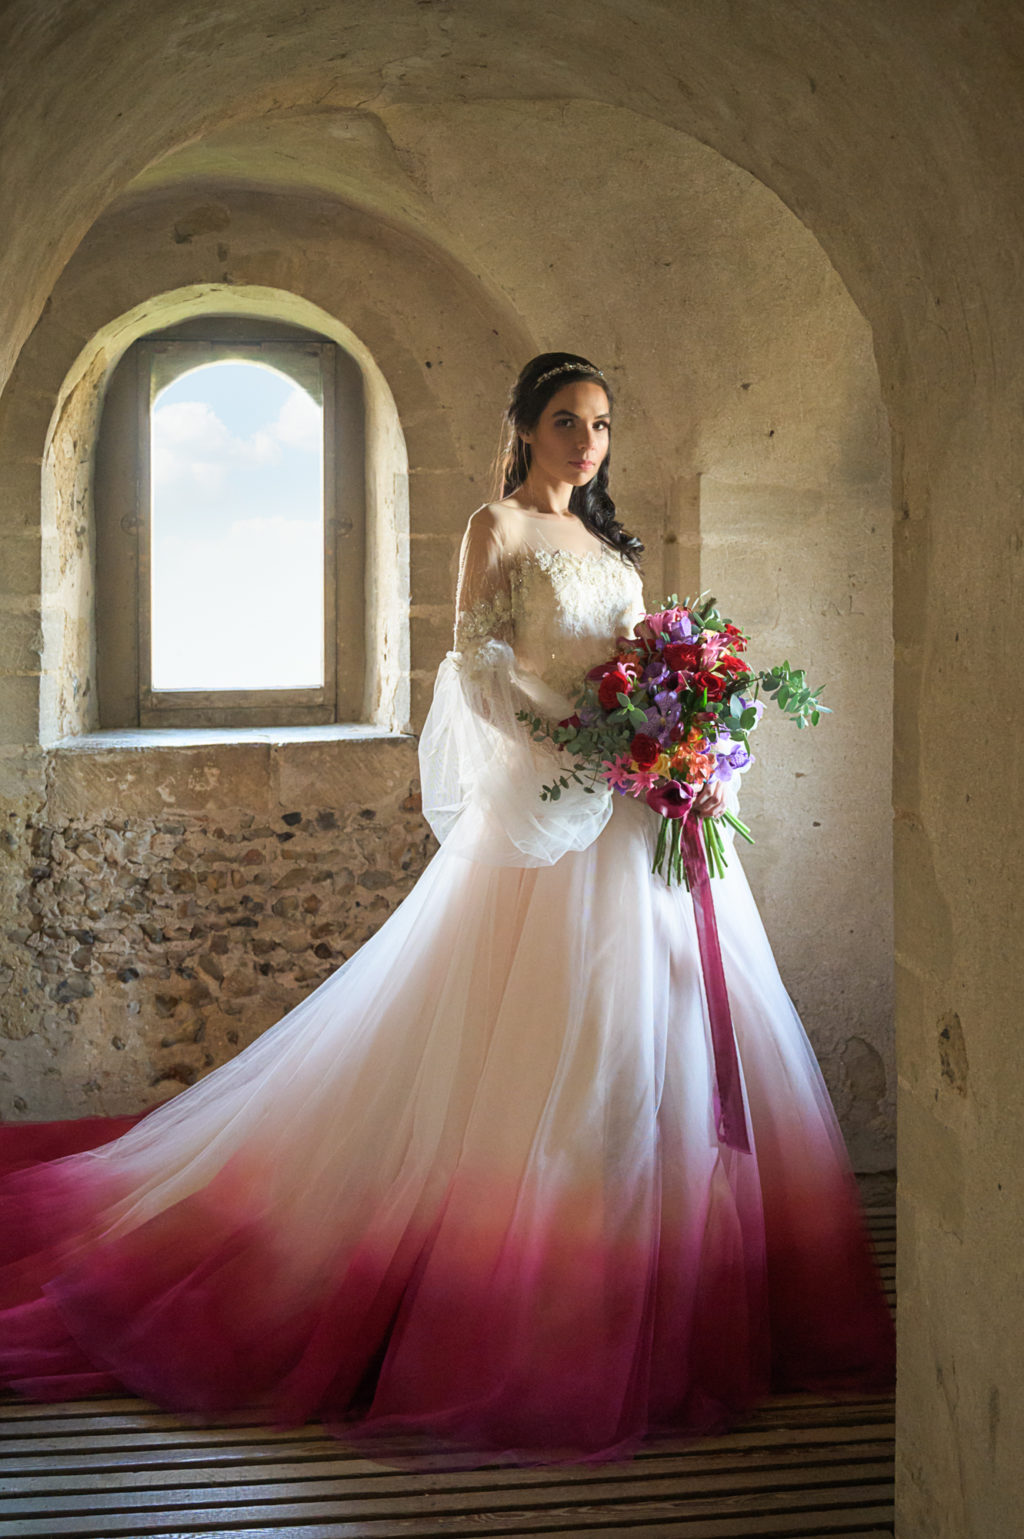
<box><xmin>418</xmin><ymin>508</ymin><xmax>613</xmax><ymax>866</ymax></box>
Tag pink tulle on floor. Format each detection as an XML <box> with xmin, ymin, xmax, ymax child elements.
<box><xmin>0</xmin><ymin>796</ymin><xmax>894</xmax><ymax>1464</ymax></box>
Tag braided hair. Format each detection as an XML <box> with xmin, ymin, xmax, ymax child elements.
<box><xmin>493</xmin><ymin>351</ymin><xmax>643</xmax><ymax>569</ymax></box>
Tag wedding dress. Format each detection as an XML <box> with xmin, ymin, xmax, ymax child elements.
<box><xmin>0</xmin><ymin>504</ymin><xmax>895</xmax><ymax>1464</ymax></box>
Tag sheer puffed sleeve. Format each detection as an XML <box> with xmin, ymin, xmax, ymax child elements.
<box><xmin>418</xmin><ymin>507</ymin><xmax>612</xmax><ymax>866</ymax></box>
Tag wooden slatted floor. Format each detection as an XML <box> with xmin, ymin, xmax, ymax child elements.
<box><xmin>0</xmin><ymin>1208</ymin><xmax>895</xmax><ymax>1539</ymax></box>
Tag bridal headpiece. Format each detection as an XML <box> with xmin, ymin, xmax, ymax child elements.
<box><xmin>534</xmin><ymin>362</ymin><xmax>606</xmax><ymax>388</ymax></box>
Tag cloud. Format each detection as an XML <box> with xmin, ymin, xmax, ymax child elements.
<box><xmin>151</xmin><ymin>514</ymin><xmax>324</xmax><ymax>692</ymax></box>
<box><xmin>152</xmin><ymin>384</ymin><xmax>321</xmax><ymax>493</ymax></box>
<box><xmin>273</xmin><ymin>388</ymin><xmax>321</xmax><ymax>450</ymax></box>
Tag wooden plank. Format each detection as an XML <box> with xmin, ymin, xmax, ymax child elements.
<box><xmin>0</xmin><ymin>1521</ymin><xmax>898</xmax><ymax>1539</ymax></box>
<box><xmin>0</xmin><ymin>1439</ymin><xmax>893</xmax><ymax>1498</ymax></box>
<box><xmin>0</xmin><ymin>1423</ymin><xmax>893</xmax><ymax>1478</ymax></box>
<box><xmin>0</xmin><ymin>1484</ymin><xmax>897</xmax><ymax>1537</ymax></box>
<box><xmin>0</xmin><ymin>1407</ymin><xmax>895</xmax><ymax>1445</ymax></box>
<box><xmin>0</xmin><ymin>1409</ymin><xmax>893</xmax><ymax>1440</ymax></box>
<box><xmin>0</xmin><ymin>1459</ymin><xmax>897</xmax><ymax>1517</ymax></box>
<box><xmin>3</xmin><ymin>1393</ymin><xmax>891</xmax><ymax>1429</ymax></box>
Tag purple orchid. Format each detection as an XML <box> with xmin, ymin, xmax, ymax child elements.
<box><xmin>644</xmin><ymin>692</ymin><xmax>684</xmax><ymax>744</ymax></box>
<box><xmin>713</xmin><ymin>743</ymin><xmax>753</xmax><ymax>781</ymax></box>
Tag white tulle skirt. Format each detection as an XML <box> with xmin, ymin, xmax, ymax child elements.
<box><xmin>0</xmin><ymin>778</ymin><xmax>894</xmax><ymax>1463</ymax></box>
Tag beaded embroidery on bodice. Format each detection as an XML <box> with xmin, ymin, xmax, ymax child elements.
<box><xmin>511</xmin><ymin>545</ymin><xmax>645</xmax><ymax>703</ymax></box>
<box><xmin>455</xmin><ymin>540</ymin><xmax>645</xmax><ymax>710</ymax></box>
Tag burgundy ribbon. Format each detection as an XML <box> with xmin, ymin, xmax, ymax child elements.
<box><xmin>680</xmin><ymin>817</ymin><xmax>752</xmax><ymax>1154</ymax></box>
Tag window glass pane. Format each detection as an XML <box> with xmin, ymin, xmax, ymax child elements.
<box><xmin>150</xmin><ymin>360</ymin><xmax>324</xmax><ymax>691</ymax></box>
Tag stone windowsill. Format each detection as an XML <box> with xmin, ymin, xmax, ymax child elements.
<box><xmin>50</xmin><ymin>725</ymin><xmax>415</xmax><ymax>752</ymax></box>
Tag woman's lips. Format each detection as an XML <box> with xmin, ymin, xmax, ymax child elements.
<box><xmin>571</xmin><ymin>460</ymin><xmax>595</xmax><ymax>471</ymax></box>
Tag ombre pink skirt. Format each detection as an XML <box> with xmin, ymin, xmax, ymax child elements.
<box><xmin>0</xmin><ymin>795</ymin><xmax>894</xmax><ymax>1464</ymax></box>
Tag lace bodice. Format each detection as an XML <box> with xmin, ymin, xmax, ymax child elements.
<box><xmin>418</xmin><ymin>505</ymin><xmax>645</xmax><ymax>868</ymax></box>
<box><xmin>453</xmin><ymin>506</ymin><xmax>646</xmax><ymax>716</ymax></box>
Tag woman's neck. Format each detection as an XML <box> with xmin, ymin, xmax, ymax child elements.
<box><xmin>510</xmin><ymin>477</ymin><xmax>576</xmax><ymax>517</ymax></box>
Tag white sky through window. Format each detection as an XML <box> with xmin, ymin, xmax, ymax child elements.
<box><xmin>150</xmin><ymin>361</ymin><xmax>324</xmax><ymax>691</ymax></box>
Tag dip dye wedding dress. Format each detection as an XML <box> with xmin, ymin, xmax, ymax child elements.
<box><xmin>0</xmin><ymin>504</ymin><xmax>895</xmax><ymax>1463</ymax></box>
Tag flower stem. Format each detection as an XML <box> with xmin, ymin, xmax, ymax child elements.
<box><xmin>722</xmin><ymin>809</ymin><xmax>754</xmax><ymax>844</ymax></box>
<box><xmin>654</xmin><ymin>813</ymin><xmax>668</xmax><ymax>878</ymax></box>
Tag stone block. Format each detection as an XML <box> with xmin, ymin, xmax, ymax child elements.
<box><xmin>0</xmin><ymin>674</ymin><xmax>39</xmax><ymax>746</ymax></box>
<box><xmin>47</xmin><ymin>741</ymin><xmax>277</xmax><ymax>819</ymax></box>
<box><xmin>0</xmin><ymin>385</ymin><xmax>51</xmax><ymax>467</ymax></box>
<box><xmin>0</xmin><ymin>608</ymin><xmax>43</xmax><ymax>671</ymax></box>
<box><xmin>0</xmin><ymin>534</ymin><xmax>41</xmax><ymax>599</ymax></box>
<box><xmin>408</xmin><ymin>672</ymin><xmax>435</xmax><ymax>735</ymax></box>
<box><xmin>0</xmin><ymin>746</ymin><xmax>46</xmax><ymax>804</ymax></box>
<box><xmin>408</xmin><ymin>532</ymin><xmax>460</xmax><ymax>607</ymax></box>
<box><xmin>408</xmin><ymin>472</ymin><xmax>480</xmax><ymax>541</ymax></box>
<box><xmin>409</xmin><ymin>606</ymin><xmax>450</xmax><ymax>676</ymax></box>
<box><xmin>272</xmin><ymin>735</ymin><xmax>418</xmax><ymax>813</ymax></box>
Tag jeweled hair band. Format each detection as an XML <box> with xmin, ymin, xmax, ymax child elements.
<box><xmin>534</xmin><ymin>362</ymin><xmax>606</xmax><ymax>387</ymax></box>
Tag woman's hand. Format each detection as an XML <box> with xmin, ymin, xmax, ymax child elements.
<box><xmin>693</xmin><ymin>778</ymin><xmax>728</xmax><ymax>820</ymax></box>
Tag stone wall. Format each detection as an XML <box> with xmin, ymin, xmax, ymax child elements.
<box><xmin>0</xmin><ymin>737</ymin><xmax>429</xmax><ymax>1121</ymax></box>
<box><xmin>0</xmin><ymin>146</ymin><xmax>892</xmax><ymax>1174</ymax></box>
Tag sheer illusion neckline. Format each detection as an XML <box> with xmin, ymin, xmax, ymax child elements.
<box><xmin>518</xmin><ymin>531</ymin><xmax>622</xmax><ymax>568</ymax></box>
<box><xmin>520</xmin><ymin>543</ymin><xmax>610</xmax><ymax>565</ymax></box>
<box><xmin>490</xmin><ymin>502</ymin><xmax>616</xmax><ymax>564</ymax></box>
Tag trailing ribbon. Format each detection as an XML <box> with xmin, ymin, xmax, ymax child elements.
<box><xmin>680</xmin><ymin>817</ymin><xmax>752</xmax><ymax>1154</ymax></box>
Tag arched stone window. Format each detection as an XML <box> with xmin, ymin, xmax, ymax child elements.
<box><xmin>94</xmin><ymin>316</ymin><xmax>367</xmax><ymax>729</ymax></box>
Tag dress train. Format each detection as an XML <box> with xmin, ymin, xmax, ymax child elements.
<box><xmin>0</xmin><ymin>508</ymin><xmax>895</xmax><ymax>1463</ymax></box>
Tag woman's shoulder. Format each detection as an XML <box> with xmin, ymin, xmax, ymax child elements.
<box><xmin>463</xmin><ymin>500</ymin><xmax>528</xmax><ymax>547</ymax></box>
<box><xmin>470</xmin><ymin>498</ymin><xmax>525</xmax><ymax>523</ymax></box>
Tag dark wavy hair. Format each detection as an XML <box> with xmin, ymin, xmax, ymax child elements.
<box><xmin>493</xmin><ymin>351</ymin><xmax>643</xmax><ymax>569</ymax></box>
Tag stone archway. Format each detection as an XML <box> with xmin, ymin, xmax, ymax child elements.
<box><xmin>37</xmin><ymin>282</ymin><xmax>412</xmax><ymax>742</ymax></box>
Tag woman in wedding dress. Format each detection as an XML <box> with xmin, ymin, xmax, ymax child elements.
<box><xmin>0</xmin><ymin>351</ymin><xmax>895</xmax><ymax>1464</ymax></box>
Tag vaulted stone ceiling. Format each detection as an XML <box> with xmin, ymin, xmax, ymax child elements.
<box><xmin>2</xmin><ymin>0</ymin><xmax>1019</xmax><ymax>406</ymax></box>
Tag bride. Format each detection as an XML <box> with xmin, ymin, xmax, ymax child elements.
<box><xmin>0</xmin><ymin>351</ymin><xmax>895</xmax><ymax>1464</ymax></box>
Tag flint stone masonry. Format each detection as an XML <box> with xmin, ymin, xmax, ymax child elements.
<box><xmin>0</xmin><ymin>736</ymin><xmax>433</xmax><ymax>1120</ymax></box>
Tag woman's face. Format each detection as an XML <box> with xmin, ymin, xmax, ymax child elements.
<box><xmin>520</xmin><ymin>379</ymin><xmax>611</xmax><ymax>487</ymax></box>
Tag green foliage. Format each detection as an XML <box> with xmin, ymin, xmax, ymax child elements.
<box><xmin>515</xmin><ymin>603</ymin><xmax>832</xmax><ymax>811</ymax></box>
<box><xmin>755</xmin><ymin>660</ymin><xmax>831</xmax><ymax>729</ymax></box>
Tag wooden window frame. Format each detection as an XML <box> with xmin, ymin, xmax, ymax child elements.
<box><xmin>95</xmin><ymin>323</ymin><xmax>368</xmax><ymax>730</ymax></box>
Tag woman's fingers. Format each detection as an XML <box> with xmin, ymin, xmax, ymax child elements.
<box><xmin>694</xmin><ymin>781</ymin><xmax>727</xmax><ymax>818</ymax></box>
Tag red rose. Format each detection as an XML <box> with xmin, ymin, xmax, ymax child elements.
<box><xmin>558</xmin><ymin>712</ymin><xmax>582</xmax><ymax>730</ymax></box>
<box><xmin>719</xmin><ymin>654</ymin><xmax>751</xmax><ymax>676</ymax></box>
<box><xmin>693</xmin><ymin>670</ymin><xmax>727</xmax><ymax>701</ymax></box>
<box><xmin>630</xmin><ymin>732</ymin><xmax>660</xmax><ymax>769</ymax></box>
<box><xmin>663</xmin><ymin>641</ymin><xmax>701</xmax><ymax>673</ymax></box>
<box><xmin>597</xmin><ymin>664</ymin><xmax>633</xmax><ymax>711</ymax></box>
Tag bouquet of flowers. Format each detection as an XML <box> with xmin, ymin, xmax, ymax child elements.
<box><xmin>517</xmin><ymin>593</ymin><xmax>830</xmax><ymax>887</ymax></box>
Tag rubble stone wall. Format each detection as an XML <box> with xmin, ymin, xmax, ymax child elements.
<box><xmin>0</xmin><ymin>738</ymin><xmax>431</xmax><ymax>1121</ymax></box>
